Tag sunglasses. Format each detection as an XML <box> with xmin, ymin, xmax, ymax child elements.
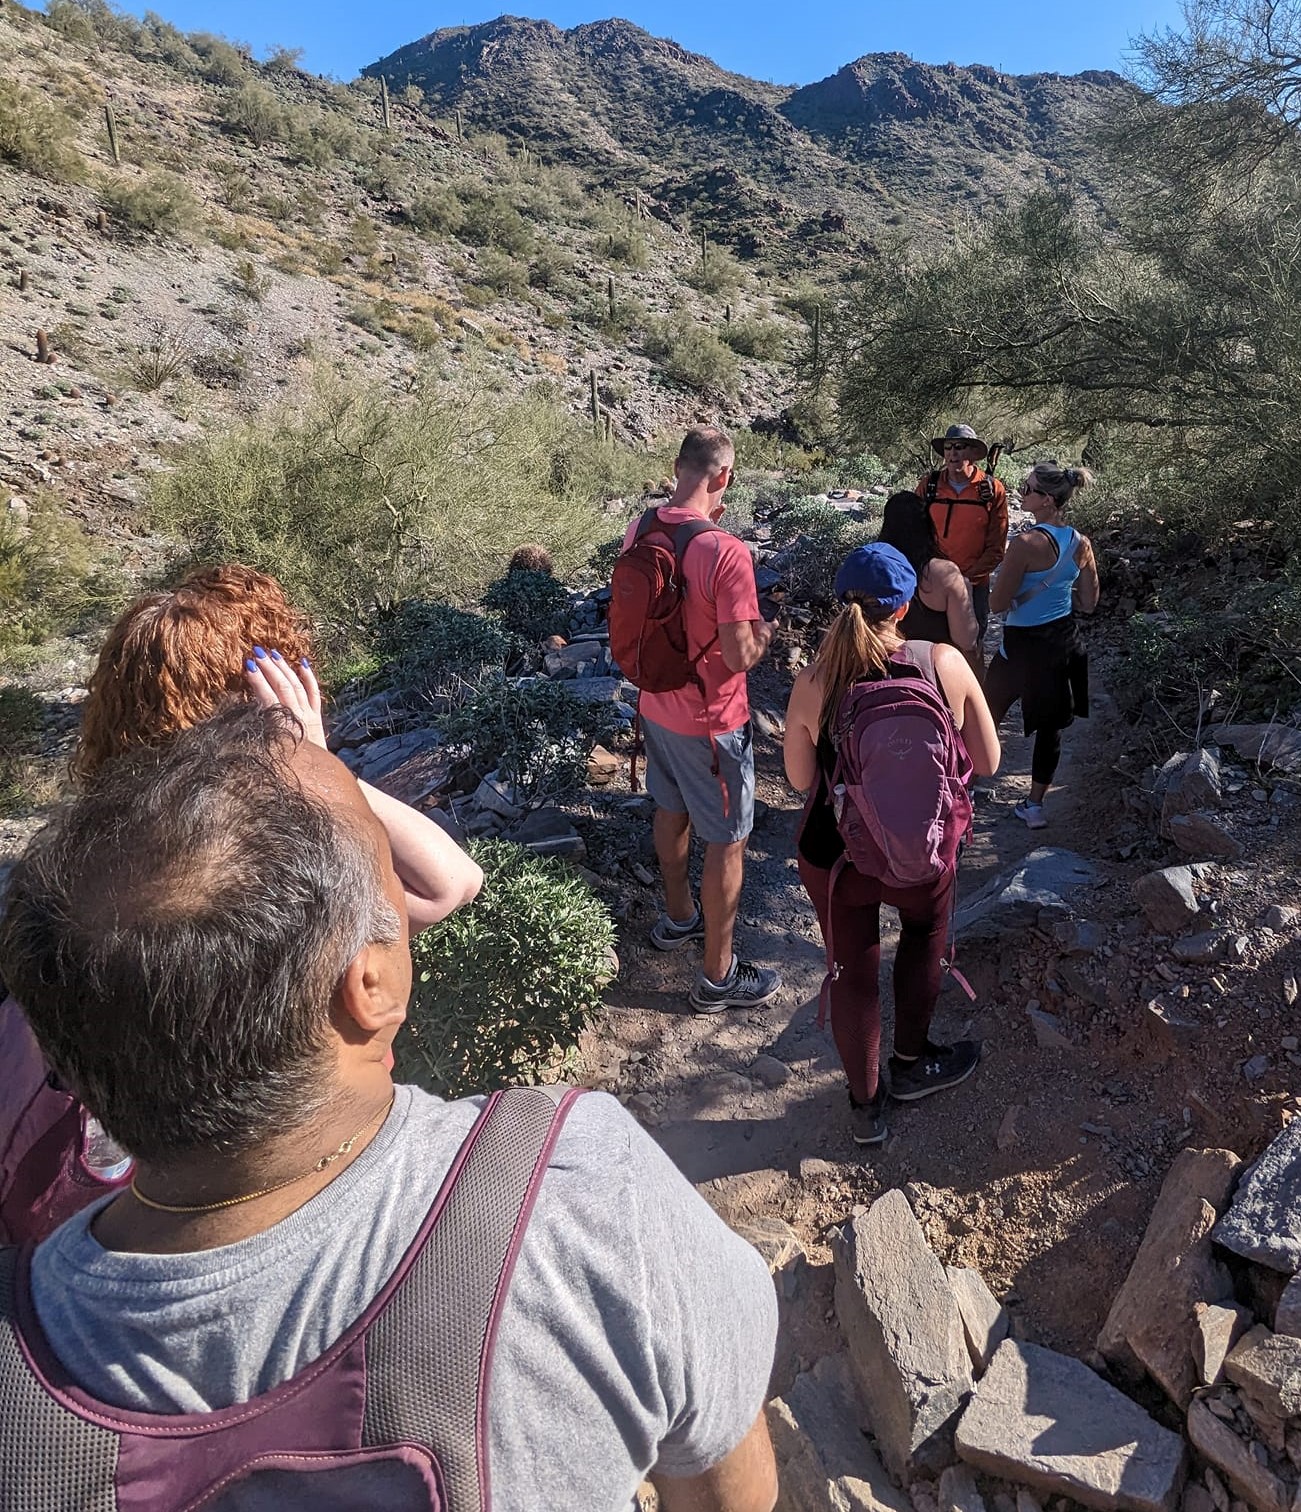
<box><xmin>1022</xmin><ymin>483</ymin><xmax>1047</xmax><ymax>497</ymax></box>
<box><xmin>942</xmin><ymin>443</ymin><xmax>974</xmax><ymax>453</ymax></box>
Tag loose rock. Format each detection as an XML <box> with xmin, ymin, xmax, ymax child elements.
<box><xmin>946</xmin><ymin>1266</ymin><xmax>1010</xmax><ymax>1374</ymax></box>
<box><xmin>750</xmin><ymin>1053</ymin><xmax>792</xmax><ymax>1089</ymax></box>
<box><xmin>955</xmin><ymin>1339</ymin><xmax>1187</xmax><ymax>1512</ymax></box>
<box><xmin>767</xmin><ymin>1351</ymin><xmax>911</xmax><ymax>1512</ymax></box>
<box><xmin>1028</xmin><ymin>1007</ymin><xmax>1074</xmax><ymax>1051</ymax></box>
<box><xmin>1223</xmin><ymin>1326</ymin><xmax>1301</xmax><ymax>1418</ymax></box>
<box><xmin>953</xmin><ymin>850</ymin><xmax>1100</xmax><ymax>942</ymax></box>
<box><xmin>1274</xmin><ymin>1274</ymin><xmax>1301</xmax><ymax>1338</ymax></box>
<box><xmin>1262</xmin><ymin>905</ymin><xmax>1298</xmax><ymax>931</ymax></box>
<box><xmin>1167</xmin><ymin>813</ymin><xmax>1245</xmax><ymax>861</ymax></box>
<box><xmin>1160</xmin><ymin>749</ymin><xmax>1223</xmax><ymax>834</ymax></box>
<box><xmin>1193</xmin><ymin>1302</ymin><xmax>1253</xmax><ymax>1388</ymax></box>
<box><xmin>1171</xmin><ymin>930</ymin><xmax>1229</xmax><ymax>966</ymax></box>
<box><xmin>939</xmin><ymin>1464</ymin><xmax>987</xmax><ymax>1512</ymax></box>
<box><xmin>1097</xmin><ymin>1146</ymin><xmax>1241</xmax><ymax>1406</ymax></box>
<box><xmin>1133</xmin><ymin>866</ymin><xmax>1201</xmax><ymax>934</ymax></box>
<box><xmin>1186</xmin><ymin>1399</ymin><xmax>1289</xmax><ymax>1512</ymax></box>
<box><xmin>834</xmin><ymin>1190</ymin><xmax>974</xmax><ymax>1482</ymax></box>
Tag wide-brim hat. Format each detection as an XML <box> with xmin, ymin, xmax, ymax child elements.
<box><xmin>931</xmin><ymin>424</ymin><xmax>988</xmax><ymax>461</ymax></box>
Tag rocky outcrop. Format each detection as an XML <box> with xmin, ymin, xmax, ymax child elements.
<box><xmin>1213</xmin><ymin>1121</ymin><xmax>1301</xmax><ymax>1273</ymax></box>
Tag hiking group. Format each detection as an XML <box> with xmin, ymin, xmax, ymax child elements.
<box><xmin>0</xmin><ymin>422</ymin><xmax>1098</xmax><ymax>1509</ymax></box>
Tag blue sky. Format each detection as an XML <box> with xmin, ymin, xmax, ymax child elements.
<box><xmin>107</xmin><ymin>0</ymin><xmax>1191</xmax><ymax>85</ymax></box>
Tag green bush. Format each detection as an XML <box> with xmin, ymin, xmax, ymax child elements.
<box><xmin>771</xmin><ymin>498</ymin><xmax>878</xmax><ymax>603</ymax></box>
<box><xmin>482</xmin><ymin>569</ymin><xmax>571</xmax><ymax>643</ymax></box>
<box><xmin>407</xmin><ymin>185</ymin><xmax>466</xmax><ymax>238</ymax></box>
<box><xmin>101</xmin><ymin>172</ymin><xmax>200</xmax><ymax>237</ymax></box>
<box><xmin>723</xmin><ymin>318</ymin><xmax>788</xmax><ymax>362</ymax></box>
<box><xmin>373</xmin><ymin>600</ymin><xmax>519</xmax><ymax>702</ymax></box>
<box><xmin>644</xmin><ymin>318</ymin><xmax>739</xmax><ymax>394</ymax></box>
<box><xmin>687</xmin><ymin>246</ymin><xmax>744</xmax><ymax>297</ymax></box>
<box><xmin>0</xmin><ymin>687</ymin><xmax>47</xmax><ymax>817</ymax></box>
<box><xmin>221</xmin><ymin>83</ymin><xmax>287</xmax><ymax>146</ymax></box>
<box><xmin>395</xmin><ymin>839</ymin><xmax>614</xmax><ymax>1097</ymax></box>
<box><xmin>0</xmin><ymin>494</ymin><xmax>124</xmax><ymax>650</ymax></box>
<box><xmin>460</xmin><ymin>189</ymin><xmax>534</xmax><ymax>256</ymax></box>
<box><xmin>605</xmin><ymin>226</ymin><xmax>649</xmax><ymax>268</ymax></box>
<box><xmin>151</xmin><ymin>377</ymin><xmax>650</xmax><ymax>651</ymax></box>
<box><xmin>469</xmin><ymin>249</ymin><xmax>529</xmax><ymax>299</ymax></box>
<box><xmin>440</xmin><ymin>675</ymin><xmax>617</xmax><ymax>807</ymax></box>
<box><xmin>0</xmin><ymin>81</ymin><xmax>86</xmax><ymax>183</ymax></box>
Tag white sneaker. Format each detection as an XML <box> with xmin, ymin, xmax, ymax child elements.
<box><xmin>1014</xmin><ymin>801</ymin><xmax>1048</xmax><ymax>830</ymax></box>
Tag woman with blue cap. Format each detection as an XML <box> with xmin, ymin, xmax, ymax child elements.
<box><xmin>783</xmin><ymin>544</ymin><xmax>1000</xmax><ymax>1146</ymax></box>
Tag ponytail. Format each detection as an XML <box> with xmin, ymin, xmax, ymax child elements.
<box><xmin>815</xmin><ymin>597</ymin><xmax>901</xmax><ymax>738</ymax></box>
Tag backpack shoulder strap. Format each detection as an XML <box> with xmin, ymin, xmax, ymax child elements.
<box><xmin>632</xmin><ymin>506</ymin><xmax>664</xmax><ymax>543</ymax></box>
<box><xmin>923</xmin><ymin>470</ymin><xmax>940</xmax><ymax>505</ymax></box>
<box><xmin>364</xmin><ymin>1084</ymin><xmax>582</xmax><ymax>1512</ymax></box>
<box><xmin>671</xmin><ymin>517</ymin><xmax>722</xmax><ymax>559</ymax></box>
<box><xmin>977</xmin><ymin>471</ymin><xmax>996</xmax><ymax>507</ymax></box>
<box><xmin>1012</xmin><ymin>525</ymin><xmax>1082</xmax><ymax>608</ymax></box>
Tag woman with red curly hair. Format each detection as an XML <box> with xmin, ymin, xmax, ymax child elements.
<box><xmin>1</xmin><ymin>564</ymin><xmax>481</xmax><ymax>1247</ymax></box>
<box><xmin>74</xmin><ymin>563</ymin><xmax>482</xmax><ymax>929</ymax></box>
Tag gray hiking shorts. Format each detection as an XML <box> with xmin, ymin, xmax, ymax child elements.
<box><xmin>641</xmin><ymin>718</ymin><xmax>754</xmax><ymax>845</ymax></box>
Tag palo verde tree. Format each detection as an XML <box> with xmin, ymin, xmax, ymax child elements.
<box><xmin>829</xmin><ymin>0</ymin><xmax>1301</xmax><ymax>539</ymax></box>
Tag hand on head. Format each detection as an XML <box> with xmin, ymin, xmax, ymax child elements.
<box><xmin>244</xmin><ymin>648</ymin><xmax>326</xmax><ymax>748</ymax></box>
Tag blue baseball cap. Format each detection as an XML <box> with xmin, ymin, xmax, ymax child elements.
<box><xmin>834</xmin><ymin>543</ymin><xmax>917</xmax><ymax>610</ymax></box>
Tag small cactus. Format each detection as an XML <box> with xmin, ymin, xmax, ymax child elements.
<box><xmin>104</xmin><ymin>101</ymin><xmax>120</xmax><ymax>165</ymax></box>
<box><xmin>96</xmin><ymin>209</ymin><xmax>109</xmax><ymax>235</ymax></box>
<box><xmin>35</xmin><ymin>329</ymin><xmax>54</xmax><ymax>364</ymax></box>
<box><xmin>17</xmin><ymin>268</ymin><xmax>28</xmax><ymax>293</ymax></box>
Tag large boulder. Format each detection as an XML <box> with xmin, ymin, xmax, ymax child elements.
<box><xmin>1096</xmin><ymin>1147</ymin><xmax>1242</xmax><ymax>1406</ymax></box>
<box><xmin>953</xmin><ymin>850</ymin><xmax>1100</xmax><ymax>942</ymax></box>
<box><xmin>833</xmin><ymin>1190</ymin><xmax>973</xmax><ymax>1483</ymax></box>
<box><xmin>955</xmin><ymin>1340</ymin><xmax>1187</xmax><ymax>1512</ymax></box>
<box><xmin>1209</xmin><ymin>723</ymin><xmax>1301</xmax><ymax>774</ymax></box>
<box><xmin>768</xmin><ymin>1352</ymin><xmax>912</xmax><ymax>1512</ymax></box>
<box><xmin>1213</xmin><ymin>1120</ymin><xmax>1301</xmax><ymax>1273</ymax></box>
<box><xmin>1223</xmin><ymin>1326</ymin><xmax>1301</xmax><ymax>1419</ymax></box>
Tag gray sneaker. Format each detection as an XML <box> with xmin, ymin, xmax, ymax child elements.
<box><xmin>650</xmin><ymin>908</ymin><xmax>706</xmax><ymax>951</ymax></box>
<box><xmin>689</xmin><ymin>957</ymin><xmax>782</xmax><ymax>1014</ymax></box>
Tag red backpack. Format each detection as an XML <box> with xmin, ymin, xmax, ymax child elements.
<box><xmin>607</xmin><ymin>508</ymin><xmax>721</xmax><ymax>695</ymax></box>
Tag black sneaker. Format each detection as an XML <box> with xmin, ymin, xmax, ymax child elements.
<box><xmin>649</xmin><ymin>908</ymin><xmax>705</xmax><ymax>951</ymax></box>
<box><xmin>849</xmin><ymin>1090</ymin><xmax>888</xmax><ymax>1145</ymax></box>
<box><xmin>689</xmin><ymin>957</ymin><xmax>782</xmax><ymax>1014</ymax></box>
<box><xmin>889</xmin><ymin>1040</ymin><xmax>981</xmax><ymax>1102</ymax></box>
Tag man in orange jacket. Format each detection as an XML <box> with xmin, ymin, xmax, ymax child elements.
<box><xmin>916</xmin><ymin>424</ymin><xmax>1008</xmax><ymax>641</ymax></box>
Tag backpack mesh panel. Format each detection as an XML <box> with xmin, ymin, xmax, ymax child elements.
<box><xmin>363</xmin><ymin>1088</ymin><xmax>562</xmax><ymax>1512</ymax></box>
<box><xmin>0</xmin><ymin>1247</ymin><xmax>120</xmax><ymax>1510</ymax></box>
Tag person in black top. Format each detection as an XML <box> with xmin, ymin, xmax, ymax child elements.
<box><xmin>878</xmin><ymin>493</ymin><xmax>981</xmax><ymax>670</ymax></box>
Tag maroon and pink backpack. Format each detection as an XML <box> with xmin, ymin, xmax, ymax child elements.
<box><xmin>0</xmin><ymin>994</ymin><xmax>134</xmax><ymax>1247</ymax></box>
<box><xmin>814</xmin><ymin>645</ymin><xmax>974</xmax><ymax>1021</ymax></box>
<box><xmin>0</xmin><ymin>1083</ymin><xmax>579</xmax><ymax>1510</ymax></box>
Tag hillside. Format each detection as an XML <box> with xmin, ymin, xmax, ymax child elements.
<box><xmin>367</xmin><ymin>17</ymin><xmax>1132</xmax><ymax>242</ymax></box>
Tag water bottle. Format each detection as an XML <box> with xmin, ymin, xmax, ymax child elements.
<box><xmin>82</xmin><ymin>1115</ymin><xmax>134</xmax><ymax>1184</ymax></box>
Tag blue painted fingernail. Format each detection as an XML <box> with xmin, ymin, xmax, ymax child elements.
<box><xmin>270</xmin><ymin>649</ymin><xmax>284</xmax><ymax>661</ymax></box>
<box><xmin>253</xmin><ymin>646</ymin><xmax>267</xmax><ymax>659</ymax></box>
<box><xmin>301</xmin><ymin>656</ymin><xmax>311</xmax><ymax>669</ymax></box>
<box><xmin>246</xmin><ymin>658</ymin><xmax>258</xmax><ymax>673</ymax></box>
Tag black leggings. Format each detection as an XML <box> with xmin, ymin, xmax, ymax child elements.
<box><xmin>1032</xmin><ymin>727</ymin><xmax>1062</xmax><ymax>787</ymax></box>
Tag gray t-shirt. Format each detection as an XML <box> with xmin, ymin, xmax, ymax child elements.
<box><xmin>31</xmin><ymin>1085</ymin><xmax>777</xmax><ymax>1510</ymax></box>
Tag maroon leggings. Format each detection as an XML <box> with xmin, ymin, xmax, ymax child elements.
<box><xmin>798</xmin><ymin>858</ymin><xmax>954</xmax><ymax>1103</ymax></box>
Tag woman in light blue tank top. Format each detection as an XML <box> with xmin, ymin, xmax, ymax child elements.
<box><xmin>987</xmin><ymin>461</ymin><xmax>1101</xmax><ymax>830</ymax></box>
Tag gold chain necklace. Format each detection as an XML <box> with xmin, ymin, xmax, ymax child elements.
<box><xmin>130</xmin><ymin>1093</ymin><xmax>395</xmax><ymax>1215</ymax></box>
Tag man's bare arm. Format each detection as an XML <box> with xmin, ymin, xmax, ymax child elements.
<box><xmin>650</xmin><ymin>1412</ymin><xmax>778</xmax><ymax>1512</ymax></box>
<box><xmin>719</xmin><ymin>619</ymin><xmax>774</xmax><ymax>674</ymax></box>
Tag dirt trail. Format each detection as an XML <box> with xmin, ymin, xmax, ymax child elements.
<box><xmin>587</xmin><ymin>655</ymin><xmax>1194</xmax><ymax>1358</ymax></box>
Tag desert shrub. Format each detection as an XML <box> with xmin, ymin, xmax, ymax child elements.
<box><xmin>644</xmin><ymin>318</ymin><xmax>739</xmax><ymax>394</ymax></box>
<box><xmin>372</xmin><ymin>600</ymin><xmax>519</xmax><ymax>703</ymax></box>
<box><xmin>0</xmin><ymin>686</ymin><xmax>48</xmax><ymax>816</ymax></box>
<box><xmin>0</xmin><ymin>81</ymin><xmax>86</xmax><ymax>183</ymax></box>
<box><xmin>770</xmin><ymin>498</ymin><xmax>878</xmax><ymax>603</ymax></box>
<box><xmin>723</xmin><ymin>318</ymin><xmax>788</xmax><ymax>362</ymax></box>
<box><xmin>440</xmin><ymin>675</ymin><xmax>617</xmax><ymax>807</ymax></box>
<box><xmin>527</xmin><ymin>244</ymin><xmax>576</xmax><ymax>291</ymax></box>
<box><xmin>469</xmin><ymin>249</ymin><xmax>529</xmax><ymax>299</ymax></box>
<box><xmin>407</xmin><ymin>185</ymin><xmax>466</xmax><ymax>237</ymax></box>
<box><xmin>221</xmin><ymin>83</ymin><xmax>287</xmax><ymax>146</ymax></box>
<box><xmin>212</xmin><ymin>160</ymin><xmax>253</xmax><ymax>210</ymax></box>
<box><xmin>0</xmin><ymin>494</ymin><xmax>124</xmax><ymax>650</ymax></box>
<box><xmin>126</xmin><ymin>319</ymin><xmax>198</xmax><ymax>391</ymax></box>
<box><xmin>151</xmin><ymin>377</ymin><xmax>648</xmax><ymax>649</ymax></box>
<box><xmin>231</xmin><ymin>256</ymin><xmax>269</xmax><ymax>302</ymax></box>
<box><xmin>101</xmin><ymin>172</ymin><xmax>199</xmax><ymax>237</ymax></box>
<box><xmin>688</xmin><ymin>245</ymin><xmax>743</xmax><ymax>296</ymax></box>
<box><xmin>482</xmin><ymin>569</ymin><xmax>571</xmax><ymax>643</ymax></box>
<box><xmin>605</xmin><ymin>226</ymin><xmax>649</xmax><ymax>268</ymax></box>
<box><xmin>395</xmin><ymin>839</ymin><xmax>614</xmax><ymax>1097</ymax></box>
<box><xmin>459</xmin><ymin>189</ymin><xmax>534</xmax><ymax>256</ymax></box>
<box><xmin>189</xmin><ymin>32</ymin><xmax>250</xmax><ymax>86</ymax></box>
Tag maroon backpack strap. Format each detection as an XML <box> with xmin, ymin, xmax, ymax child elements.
<box><xmin>363</xmin><ymin>1084</ymin><xmax>581</xmax><ymax>1512</ymax></box>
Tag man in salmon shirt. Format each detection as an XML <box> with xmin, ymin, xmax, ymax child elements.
<box><xmin>916</xmin><ymin>423</ymin><xmax>1008</xmax><ymax>641</ymax></box>
<box><xmin>624</xmin><ymin>427</ymin><xmax>783</xmax><ymax>1014</ymax></box>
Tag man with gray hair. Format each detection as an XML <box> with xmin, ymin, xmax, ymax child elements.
<box><xmin>0</xmin><ymin>706</ymin><xmax>778</xmax><ymax>1512</ymax></box>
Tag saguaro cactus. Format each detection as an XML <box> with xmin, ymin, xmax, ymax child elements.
<box><xmin>104</xmin><ymin>102</ymin><xmax>120</xmax><ymax>165</ymax></box>
<box><xmin>379</xmin><ymin>76</ymin><xmax>391</xmax><ymax>132</ymax></box>
<box><xmin>455</xmin><ymin>108</ymin><xmax>464</xmax><ymax>141</ymax></box>
<box><xmin>35</xmin><ymin>329</ymin><xmax>53</xmax><ymax>364</ymax></box>
<box><xmin>607</xmin><ymin>275</ymin><xmax>615</xmax><ymax>321</ymax></box>
<box><xmin>699</xmin><ymin>227</ymin><xmax>708</xmax><ymax>270</ymax></box>
<box><xmin>589</xmin><ymin>371</ymin><xmax>600</xmax><ymax>436</ymax></box>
